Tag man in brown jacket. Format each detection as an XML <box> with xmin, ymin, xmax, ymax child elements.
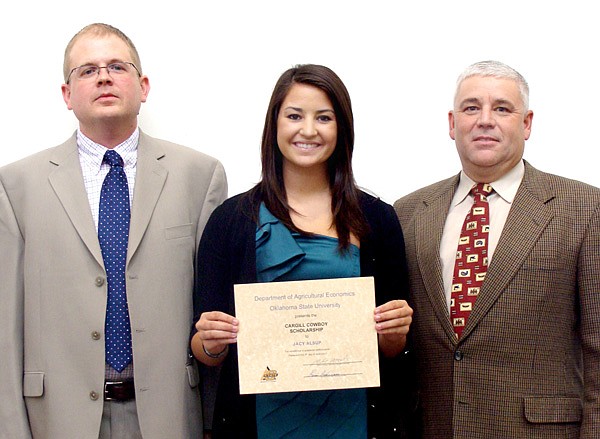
<box><xmin>395</xmin><ymin>60</ymin><xmax>600</xmax><ymax>438</ymax></box>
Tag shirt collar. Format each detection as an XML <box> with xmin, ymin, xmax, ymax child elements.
<box><xmin>453</xmin><ymin>160</ymin><xmax>525</xmax><ymax>206</ymax></box>
<box><xmin>77</xmin><ymin>128</ymin><xmax>139</xmax><ymax>172</ymax></box>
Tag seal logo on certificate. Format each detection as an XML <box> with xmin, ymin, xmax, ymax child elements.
<box><xmin>234</xmin><ymin>276</ymin><xmax>380</xmax><ymax>394</ymax></box>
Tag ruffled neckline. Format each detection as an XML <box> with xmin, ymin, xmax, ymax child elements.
<box><xmin>255</xmin><ymin>203</ymin><xmax>306</xmax><ymax>283</ymax></box>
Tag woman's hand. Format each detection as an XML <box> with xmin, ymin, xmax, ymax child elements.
<box><xmin>374</xmin><ymin>300</ymin><xmax>413</xmax><ymax>357</ymax></box>
<box><xmin>191</xmin><ymin>311</ymin><xmax>239</xmax><ymax>365</ymax></box>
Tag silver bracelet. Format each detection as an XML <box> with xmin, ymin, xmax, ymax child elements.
<box><xmin>202</xmin><ymin>344</ymin><xmax>227</xmax><ymax>359</ymax></box>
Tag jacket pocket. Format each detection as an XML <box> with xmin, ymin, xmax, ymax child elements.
<box><xmin>521</xmin><ymin>257</ymin><xmax>562</xmax><ymax>271</ymax></box>
<box><xmin>165</xmin><ymin>223</ymin><xmax>193</xmax><ymax>240</ymax></box>
<box><xmin>524</xmin><ymin>396</ymin><xmax>582</xmax><ymax>423</ymax></box>
<box><xmin>23</xmin><ymin>372</ymin><xmax>44</xmax><ymax>397</ymax></box>
<box><xmin>186</xmin><ymin>363</ymin><xmax>200</xmax><ymax>388</ymax></box>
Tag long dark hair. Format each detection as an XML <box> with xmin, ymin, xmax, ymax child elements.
<box><xmin>248</xmin><ymin>64</ymin><xmax>368</xmax><ymax>250</ymax></box>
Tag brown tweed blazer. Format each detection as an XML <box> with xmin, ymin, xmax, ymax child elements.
<box><xmin>394</xmin><ymin>161</ymin><xmax>600</xmax><ymax>438</ymax></box>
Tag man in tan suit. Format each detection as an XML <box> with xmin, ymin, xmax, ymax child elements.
<box><xmin>395</xmin><ymin>61</ymin><xmax>600</xmax><ymax>438</ymax></box>
<box><xmin>0</xmin><ymin>23</ymin><xmax>227</xmax><ymax>438</ymax></box>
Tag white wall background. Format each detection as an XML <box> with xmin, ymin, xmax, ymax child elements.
<box><xmin>2</xmin><ymin>1</ymin><xmax>598</xmax><ymax>204</ymax></box>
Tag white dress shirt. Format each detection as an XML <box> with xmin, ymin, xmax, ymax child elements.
<box><xmin>78</xmin><ymin>129</ymin><xmax>138</xmax><ymax>230</ymax></box>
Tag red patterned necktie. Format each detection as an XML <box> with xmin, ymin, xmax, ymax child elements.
<box><xmin>450</xmin><ymin>183</ymin><xmax>493</xmax><ymax>339</ymax></box>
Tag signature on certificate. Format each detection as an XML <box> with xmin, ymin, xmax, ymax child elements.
<box><xmin>306</xmin><ymin>369</ymin><xmax>364</xmax><ymax>378</ymax></box>
<box><xmin>306</xmin><ymin>356</ymin><xmax>361</xmax><ymax>366</ymax></box>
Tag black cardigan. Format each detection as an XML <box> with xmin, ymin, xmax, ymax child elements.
<box><xmin>193</xmin><ymin>190</ymin><xmax>417</xmax><ymax>438</ymax></box>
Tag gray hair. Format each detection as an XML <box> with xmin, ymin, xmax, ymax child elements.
<box><xmin>455</xmin><ymin>60</ymin><xmax>529</xmax><ymax>111</ymax></box>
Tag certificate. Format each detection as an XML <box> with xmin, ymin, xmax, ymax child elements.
<box><xmin>234</xmin><ymin>276</ymin><xmax>379</xmax><ymax>394</ymax></box>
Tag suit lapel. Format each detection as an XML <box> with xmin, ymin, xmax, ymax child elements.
<box><xmin>461</xmin><ymin>164</ymin><xmax>555</xmax><ymax>339</ymax></box>
<box><xmin>127</xmin><ymin>132</ymin><xmax>167</xmax><ymax>264</ymax></box>
<box><xmin>415</xmin><ymin>176</ymin><xmax>460</xmax><ymax>341</ymax></box>
<box><xmin>48</xmin><ymin>135</ymin><xmax>104</xmax><ymax>268</ymax></box>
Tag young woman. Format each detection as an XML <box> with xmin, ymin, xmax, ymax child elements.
<box><xmin>191</xmin><ymin>64</ymin><xmax>414</xmax><ymax>438</ymax></box>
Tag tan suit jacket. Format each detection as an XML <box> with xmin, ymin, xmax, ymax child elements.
<box><xmin>394</xmin><ymin>162</ymin><xmax>600</xmax><ymax>438</ymax></box>
<box><xmin>0</xmin><ymin>131</ymin><xmax>227</xmax><ymax>438</ymax></box>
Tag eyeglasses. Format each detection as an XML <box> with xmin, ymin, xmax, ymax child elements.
<box><xmin>66</xmin><ymin>62</ymin><xmax>141</xmax><ymax>84</ymax></box>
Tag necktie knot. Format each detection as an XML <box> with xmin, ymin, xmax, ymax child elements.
<box><xmin>472</xmin><ymin>183</ymin><xmax>493</xmax><ymax>200</ymax></box>
<box><xmin>103</xmin><ymin>150</ymin><xmax>124</xmax><ymax>168</ymax></box>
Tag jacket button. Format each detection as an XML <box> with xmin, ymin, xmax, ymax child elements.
<box><xmin>89</xmin><ymin>390</ymin><xmax>99</xmax><ymax>401</ymax></box>
<box><xmin>95</xmin><ymin>276</ymin><xmax>105</xmax><ymax>287</ymax></box>
<box><xmin>91</xmin><ymin>331</ymin><xmax>101</xmax><ymax>340</ymax></box>
<box><xmin>454</xmin><ymin>350</ymin><xmax>464</xmax><ymax>361</ymax></box>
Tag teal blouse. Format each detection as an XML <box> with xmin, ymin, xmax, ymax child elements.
<box><xmin>255</xmin><ymin>204</ymin><xmax>366</xmax><ymax>438</ymax></box>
